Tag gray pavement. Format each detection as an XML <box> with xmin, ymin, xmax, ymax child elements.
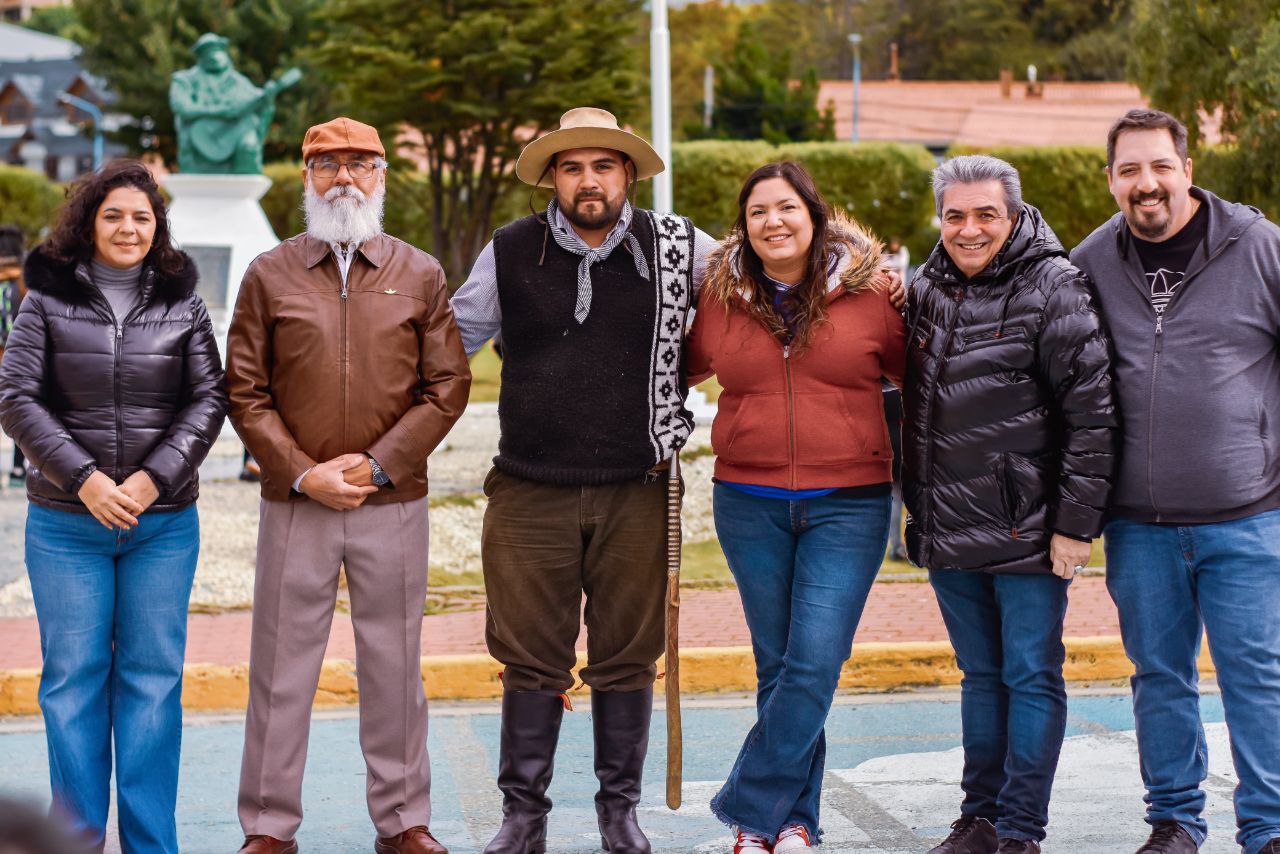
<box><xmin>0</xmin><ymin>688</ymin><xmax>1246</xmax><ymax>853</ymax></box>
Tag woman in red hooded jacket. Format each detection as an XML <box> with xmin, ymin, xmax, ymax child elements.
<box><xmin>686</xmin><ymin>161</ymin><xmax>905</xmax><ymax>854</ymax></box>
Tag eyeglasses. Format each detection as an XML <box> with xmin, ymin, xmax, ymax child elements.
<box><xmin>308</xmin><ymin>158</ymin><xmax>384</xmax><ymax>179</ymax></box>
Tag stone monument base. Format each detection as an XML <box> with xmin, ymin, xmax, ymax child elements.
<box><xmin>163</xmin><ymin>173</ymin><xmax>281</xmax><ymax>355</ymax></box>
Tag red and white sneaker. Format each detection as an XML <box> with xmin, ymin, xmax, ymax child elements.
<box><xmin>734</xmin><ymin>828</ymin><xmax>772</xmax><ymax>853</ymax></box>
<box><xmin>773</xmin><ymin>824</ymin><xmax>813</xmax><ymax>853</ymax></box>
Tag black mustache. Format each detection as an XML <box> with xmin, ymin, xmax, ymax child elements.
<box><xmin>1130</xmin><ymin>191</ymin><xmax>1167</xmax><ymax>204</ymax></box>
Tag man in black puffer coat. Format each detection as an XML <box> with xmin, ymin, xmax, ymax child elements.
<box><xmin>903</xmin><ymin>155</ymin><xmax>1117</xmax><ymax>854</ymax></box>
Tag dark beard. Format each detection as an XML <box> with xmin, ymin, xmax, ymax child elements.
<box><xmin>1128</xmin><ymin>192</ymin><xmax>1170</xmax><ymax>239</ymax></box>
<box><xmin>560</xmin><ymin>193</ymin><xmax>624</xmax><ymax>231</ymax></box>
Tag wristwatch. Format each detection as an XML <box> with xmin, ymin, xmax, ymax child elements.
<box><xmin>367</xmin><ymin>455</ymin><xmax>391</xmax><ymax>488</ymax></box>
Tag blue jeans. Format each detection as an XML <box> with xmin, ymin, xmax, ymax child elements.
<box><xmin>1106</xmin><ymin>510</ymin><xmax>1280</xmax><ymax>854</ymax></box>
<box><xmin>709</xmin><ymin>485</ymin><xmax>890</xmax><ymax>843</ymax></box>
<box><xmin>928</xmin><ymin>569</ymin><xmax>1069</xmax><ymax>843</ymax></box>
<box><xmin>25</xmin><ymin>503</ymin><xmax>199</xmax><ymax>853</ymax></box>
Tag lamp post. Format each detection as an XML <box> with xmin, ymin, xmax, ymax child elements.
<box><xmin>848</xmin><ymin>33</ymin><xmax>862</xmax><ymax>144</ymax></box>
<box><xmin>57</xmin><ymin>91</ymin><xmax>103</xmax><ymax>171</ymax></box>
<box><xmin>650</xmin><ymin>0</ymin><xmax>673</xmax><ymax>213</ymax></box>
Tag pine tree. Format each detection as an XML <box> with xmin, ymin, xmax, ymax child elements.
<box><xmin>314</xmin><ymin>0</ymin><xmax>644</xmax><ymax>281</ymax></box>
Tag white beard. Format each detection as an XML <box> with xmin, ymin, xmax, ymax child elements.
<box><xmin>304</xmin><ymin>181</ymin><xmax>385</xmax><ymax>246</ymax></box>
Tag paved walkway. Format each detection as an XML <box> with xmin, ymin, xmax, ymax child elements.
<box><xmin>0</xmin><ymin>577</ymin><xmax>1120</xmax><ymax>671</ymax></box>
<box><xmin>0</xmin><ymin>690</ymin><xmax>1242</xmax><ymax>853</ymax></box>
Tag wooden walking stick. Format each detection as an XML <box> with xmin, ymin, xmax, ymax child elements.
<box><xmin>665</xmin><ymin>452</ymin><xmax>683</xmax><ymax>809</ymax></box>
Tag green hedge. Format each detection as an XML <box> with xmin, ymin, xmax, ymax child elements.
<box><xmin>0</xmin><ymin>164</ymin><xmax>63</xmax><ymax>247</ymax></box>
<box><xmin>1192</xmin><ymin>145</ymin><xmax>1280</xmax><ymax>223</ymax></box>
<box><xmin>946</xmin><ymin>145</ymin><xmax>1115</xmax><ymax>252</ymax></box>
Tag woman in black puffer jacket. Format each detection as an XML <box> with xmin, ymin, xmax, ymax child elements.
<box><xmin>902</xmin><ymin>155</ymin><xmax>1116</xmax><ymax>854</ymax></box>
<box><xmin>0</xmin><ymin>160</ymin><xmax>226</xmax><ymax>852</ymax></box>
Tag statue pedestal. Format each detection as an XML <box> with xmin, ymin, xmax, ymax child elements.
<box><xmin>163</xmin><ymin>173</ymin><xmax>281</xmax><ymax>356</ymax></box>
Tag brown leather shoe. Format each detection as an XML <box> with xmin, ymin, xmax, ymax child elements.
<box><xmin>238</xmin><ymin>837</ymin><xmax>298</xmax><ymax>854</ymax></box>
<box><xmin>375</xmin><ymin>826</ymin><xmax>448</xmax><ymax>854</ymax></box>
<box><xmin>1135</xmin><ymin>822</ymin><xmax>1197</xmax><ymax>854</ymax></box>
<box><xmin>929</xmin><ymin>816</ymin><xmax>997</xmax><ymax>854</ymax></box>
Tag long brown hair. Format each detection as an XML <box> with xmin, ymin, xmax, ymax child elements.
<box><xmin>43</xmin><ymin>159</ymin><xmax>187</xmax><ymax>278</ymax></box>
<box><xmin>707</xmin><ymin>161</ymin><xmax>834</xmax><ymax>350</ymax></box>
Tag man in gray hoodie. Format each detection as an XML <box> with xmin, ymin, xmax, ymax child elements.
<box><xmin>1072</xmin><ymin>109</ymin><xmax>1280</xmax><ymax>854</ymax></box>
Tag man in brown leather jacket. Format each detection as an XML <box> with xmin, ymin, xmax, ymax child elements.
<box><xmin>225</xmin><ymin>117</ymin><xmax>470</xmax><ymax>854</ymax></box>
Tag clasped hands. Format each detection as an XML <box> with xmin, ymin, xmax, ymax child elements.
<box><xmin>300</xmin><ymin>453</ymin><xmax>378</xmax><ymax>511</ymax></box>
<box><xmin>77</xmin><ymin>469</ymin><xmax>160</xmax><ymax>530</ymax></box>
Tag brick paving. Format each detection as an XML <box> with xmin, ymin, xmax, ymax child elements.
<box><xmin>0</xmin><ymin>576</ymin><xmax>1119</xmax><ymax>671</ymax></box>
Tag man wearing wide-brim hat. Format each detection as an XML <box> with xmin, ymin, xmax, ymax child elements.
<box><xmin>452</xmin><ymin>107</ymin><xmax>717</xmax><ymax>854</ymax></box>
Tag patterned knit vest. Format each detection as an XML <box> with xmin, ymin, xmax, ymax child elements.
<box><xmin>491</xmin><ymin>209</ymin><xmax>696</xmax><ymax>484</ymax></box>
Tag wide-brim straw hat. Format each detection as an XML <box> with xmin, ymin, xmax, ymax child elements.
<box><xmin>515</xmin><ymin>107</ymin><xmax>665</xmax><ymax>188</ymax></box>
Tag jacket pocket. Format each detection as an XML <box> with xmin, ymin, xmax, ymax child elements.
<box><xmin>793</xmin><ymin>391</ymin><xmax>887</xmax><ymax>465</ymax></box>
<box><xmin>961</xmin><ymin>324</ymin><xmax>1027</xmax><ymax>350</ymax></box>
<box><xmin>998</xmin><ymin>453</ymin><xmax>1051</xmax><ymax>532</ymax></box>
<box><xmin>719</xmin><ymin>392</ymin><xmax>790</xmax><ymax>468</ymax></box>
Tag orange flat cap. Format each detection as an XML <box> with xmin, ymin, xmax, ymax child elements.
<box><xmin>301</xmin><ymin>117</ymin><xmax>385</xmax><ymax>161</ymax></box>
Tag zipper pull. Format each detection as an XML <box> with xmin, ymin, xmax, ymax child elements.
<box><xmin>783</xmin><ymin>344</ymin><xmax>791</xmax><ymax>360</ymax></box>
<box><xmin>1155</xmin><ymin>314</ymin><xmax>1163</xmax><ymax>335</ymax></box>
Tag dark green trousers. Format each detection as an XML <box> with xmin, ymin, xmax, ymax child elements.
<box><xmin>481</xmin><ymin>467</ymin><xmax>669</xmax><ymax>693</ymax></box>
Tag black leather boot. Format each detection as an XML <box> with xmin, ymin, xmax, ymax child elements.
<box><xmin>592</xmin><ymin>686</ymin><xmax>653</xmax><ymax>854</ymax></box>
<box><xmin>482</xmin><ymin>690</ymin><xmax>565</xmax><ymax>854</ymax></box>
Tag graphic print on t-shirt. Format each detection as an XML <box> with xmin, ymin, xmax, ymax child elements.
<box><xmin>1146</xmin><ymin>267</ymin><xmax>1184</xmax><ymax>316</ymax></box>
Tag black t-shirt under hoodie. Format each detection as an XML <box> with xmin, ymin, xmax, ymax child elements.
<box><xmin>1131</xmin><ymin>200</ymin><xmax>1209</xmax><ymax>317</ymax></box>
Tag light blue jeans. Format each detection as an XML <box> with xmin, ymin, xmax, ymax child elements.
<box><xmin>709</xmin><ymin>485</ymin><xmax>890</xmax><ymax>843</ymax></box>
<box><xmin>1106</xmin><ymin>509</ymin><xmax>1280</xmax><ymax>854</ymax></box>
<box><xmin>26</xmin><ymin>503</ymin><xmax>199</xmax><ymax>853</ymax></box>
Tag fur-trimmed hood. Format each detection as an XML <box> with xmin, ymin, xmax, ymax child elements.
<box><xmin>22</xmin><ymin>244</ymin><xmax>199</xmax><ymax>307</ymax></box>
<box><xmin>702</xmin><ymin>209</ymin><xmax>885</xmax><ymax>304</ymax></box>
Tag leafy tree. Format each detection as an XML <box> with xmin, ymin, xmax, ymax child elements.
<box><xmin>69</xmin><ymin>0</ymin><xmax>334</xmax><ymax>164</ymax></box>
<box><xmin>666</xmin><ymin>0</ymin><xmax>751</xmax><ymax>137</ymax></box>
<box><xmin>1128</xmin><ymin>0</ymin><xmax>1280</xmax><ymax>215</ymax></box>
<box><xmin>313</xmin><ymin>0</ymin><xmax>644</xmax><ymax>282</ymax></box>
<box><xmin>692</xmin><ymin>21</ymin><xmax>834</xmax><ymax>145</ymax></box>
<box><xmin>19</xmin><ymin>5</ymin><xmax>77</xmax><ymax>38</ymax></box>
<box><xmin>892</xmin><ymin>0</ymin><xmax>1038</xmax><ymax>80</ymax></box>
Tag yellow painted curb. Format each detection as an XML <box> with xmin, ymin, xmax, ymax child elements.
<box><xmin>0</xmin><ymin>636</ymin><xmax>1216</xmax><ymax>715</ymax></box>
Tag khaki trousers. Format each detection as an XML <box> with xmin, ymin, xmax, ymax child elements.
<box><xmin>237</xmin><ymin>497</ymin><xmax>431</xmax><ymax>839</ymax></box>
<box><xmin>481</xmin><ymin>467</ymin><xmax>668</xmax><ymax>693</ymax></box>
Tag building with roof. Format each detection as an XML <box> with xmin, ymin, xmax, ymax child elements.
<box><xmin>0</xmin><ymin>0</ymin><xmax>68</xmax><ymax>25</ymax></box>
<box><xmin>816</xmin><ymin>78</ymin><xmax>1222</xmax><ymax>154</ymax></box>
<box><xmin>0</xmin><ymin>23</ymin><xmax>126</xmax><ymax>180</ymax></box>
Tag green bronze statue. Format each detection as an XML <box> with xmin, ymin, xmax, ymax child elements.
<box><xmin>170</xmin><ymin>33</ymin><xmax>302</xmax><ymax>174</ymax></box>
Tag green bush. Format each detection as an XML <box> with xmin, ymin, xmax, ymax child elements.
<box><xmin>946</xmin><ymin>145</ymin><xmax>1115</xmax><ymax>252</ymax></box>
<box><xmin>671</xmin><ymin>140</ymin><xmax>776</xmax><ymax>238</ymax></box>
<box><xmin>261</xmin><ymin>162</ymin><xmax>305</xmax><ymax>239</ymax></box>
<box><xmin>1193</xmin><ymin>145</ymin><xmax>1280</xmax><ymax>222</ymax></box>
<box><xmin>0</xmin><ymin>165</ymin><xmax>62</xmax><ymax>247</ymax></box>
<box><xmin>671</xmin><ymin>140</ymin><xmax>937</xmax><ymax>255</ymax></box>
<box><xmin>779</xmin><ymin>141</ymin><xmax>938</xmax><ymax>257</ymax></box>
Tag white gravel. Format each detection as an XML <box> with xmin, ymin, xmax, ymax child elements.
<box><xmin>0</xmin><ymin>405</ymin><xmax>717</xmax><ymax>617</ymax></box>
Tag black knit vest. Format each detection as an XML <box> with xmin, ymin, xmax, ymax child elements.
<box><xmin>492</xmin><ymin>210</ymin><xmax>695</xmax><ymax>484</ymax></box>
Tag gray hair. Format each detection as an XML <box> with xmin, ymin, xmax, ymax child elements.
<box><xmin>931</xmin><ymin>154</ymin><xmax>1022</xmax><ymax>217</ymax></box>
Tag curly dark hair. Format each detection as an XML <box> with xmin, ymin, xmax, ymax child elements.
<box><xmin>42</xmin><ymin>159</ymin><xmax>186</xmax><ymax>277</ymax></box>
